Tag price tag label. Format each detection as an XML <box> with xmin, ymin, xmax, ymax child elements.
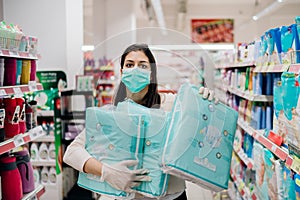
<box><xmin>10</xmin><ymin>51</ymin><xmax>18</xmax><ymax>57</ymax></box>
<box><xmin>13</xmin><ymin>134</ymin><xmax>25</xmax><ymax>147</ymax></box>
<box><xmin>271</xmin><ymin>145</ymin><xmax>277</xmax><ymax>153</ymax></box>
<box><xmin>35</xmin><ymin>126</ymin><xmax>44</xmax><ymax>136</ymax></box>
<box><xmin>13</xmin><ymin>87</ymin><xmax>23</xmax><ymax>97</ymax></box>
<box><xmin>291</xmin><ymin>156</ymin><xmax>300</xmax><ymax>174</ymax></box>
<box><xmin>28</xmin><ymin>81</ymin><xmax>38</xmax><ymax>92</ymax></box>
<box><xmin>0</xmin><ymin>89</ymin><xmax>7</xmax><ymax>96</ymax></box>
<box><xmin>29</xmin><ymin>130</ymin><xmax>38</xmax><ymax>141</ymax></box>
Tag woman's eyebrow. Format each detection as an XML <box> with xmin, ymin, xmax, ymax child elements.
<box><xmin>125</xmin><ymin>59</ymin><xmax>149</xmax><ymax>63</ymax></box>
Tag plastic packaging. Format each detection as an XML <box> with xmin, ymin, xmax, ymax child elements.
<box><xmin>0</xmin><ymin>58</ymin><xmax>4</xmax><ymax>86</ymax></box>
<box><xmin>40</xmin><ymin>166</ymin><xmax>49</xmax><ymax>185</ymax></box>
<box><xmin>48</xmin><ymin>167</ymin><xmax>57</xmax><ymax>185</ymax></box>
<box><xmin>38</xmin><ymin>142</ymin><xmax>49</xmax><ymax>160</ymax></box>
<box><xmin>48</xmin><ymin>143</ymin><xmax>56</xmax><ymax>160</ymax></box>
<box><xmin>21</xmin><ymin>60</ymin><xmax>30</xmax><ymax>84</ymax></box>
<box><xmin>4</xmin><ymin>58</ymin><xmax>17</xmax><ymax>86</ymax></box>
<box><xmin>30</xmin><ymin>143</ymin><xmax>39</xmax><ymax>161</ymax></box>
<box><xmin>16</xmin><ymin>59</ymin><xmax>22</xmax><ymax>85</ymax></box>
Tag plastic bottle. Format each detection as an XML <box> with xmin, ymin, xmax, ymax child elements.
<box><xmin>33</xmin><ymin>168</ymin><xmax>40</xmax><ymax>186</ymax></box>
<box><xmin>40</xmin><ymin>166</ymin><xmax>49</xmax><ymax>185</ymax></box>
<box><xmin>48</xmin><ymin>143</ymin><xmax>56</xmax><ymax>160</ymax></box>
<box><xmin>38</xmin><ymin>142</ymin><xmax>49</xmax><ymax>160</ymax></box>
<box><xmin>25</xmin><ymin>99</ymin><xmax>33</xmax><ymax>131</ymax></box>
<box><xmin>30</xmin><ymin>143</ymin><xmax>39</xmax><ymax>161</ymax></box>
<box><xmin>0</xmin><ymin>58</ymin><xmax>4</xmax><ymax>86</ymax></box>
<box><xmin>29</xmin><ymin>100</ymin><xmax>37</xmax><ymax>128</ymax></box>
<box><xmin>16</xmin><ymin>59</ymin><xmax>22</xmax><ymax>85</ymax></box>
<box><xmin>48</xmin><ymin>167</ymin><xmax>57</xmax><ymax>185</ymax></box>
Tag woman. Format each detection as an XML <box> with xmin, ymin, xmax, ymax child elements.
<box><xmin>63</xmin><ymin>43</ymin><xmax>216</xmax><ymax>200</ymax></box>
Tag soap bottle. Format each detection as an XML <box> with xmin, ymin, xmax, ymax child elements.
<box><xmin>40</xmin><ymin>166</ymin><xmax>49</xmax><ymax>185</ymax></box>
<box><xmin>30</xmin><ymin>143</ymin><xmax>39</xmax><ymax>161</ymax></box>
<box><xmin>48</xmin><ymin>167</ymin><xmax>57</xmax><ymax>185</ymax></box>
<box><xmin>48</xmin><ymin>143</ymin><xmax>56</xmax><ymax>160</ymax></box>
<box><xmin>38</xmin><ymin>142</ymin><xmax>48</xmax><ymax>160</ymax></box>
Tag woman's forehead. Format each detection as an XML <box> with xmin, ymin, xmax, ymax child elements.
<box><xmin>125</xmin><ymin>51</ymin><xmax>149</xmax><ymax>62</ymax></box>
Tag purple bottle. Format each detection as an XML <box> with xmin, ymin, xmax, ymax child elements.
<box><xmin>14</xmin><ymin>150</ymin><xmax>35</xmax><ymax>193</ymax></box>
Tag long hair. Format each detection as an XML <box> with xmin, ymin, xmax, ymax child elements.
<box><xmin>114</xmin><ymin>43</ymin><xmax>161</xmax><ymax>108</ymax></box>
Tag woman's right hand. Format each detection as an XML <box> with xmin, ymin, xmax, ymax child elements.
<box><xmin>100</xmin><ymin>160</ymin><xmax>151</xmax><ymax>193</ymax></box>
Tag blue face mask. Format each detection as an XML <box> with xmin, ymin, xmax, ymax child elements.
<box><xmin>121</xmin><ymin>67</ymin><xmax>151</xmax><ymax>93</ymax></box>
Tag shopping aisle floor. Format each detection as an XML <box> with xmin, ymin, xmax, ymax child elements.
<box><xmin>186</xmin><ymin>181</ymin><xmax>213</xmax><ymax>200</ymax></box>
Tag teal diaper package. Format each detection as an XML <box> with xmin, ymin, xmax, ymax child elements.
<box><xmin>161</xmin><ymin>83</ymin><xmax>238</xmax><ymax>191</ymax></box>
<box><xmin>78</xmin><ymin>100</ymin><xmax>169</xmax><ymax>199</ymax></box>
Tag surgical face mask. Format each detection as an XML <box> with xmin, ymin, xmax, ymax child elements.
<box><xmin>121</xmin><ymin>67</ymin><xmax>151</xmax><ymax>93</ymax></box>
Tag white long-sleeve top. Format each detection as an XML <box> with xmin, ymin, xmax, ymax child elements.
<box><xmin>63</xmin><ymin>93</ymin><xmax>185</xmax><ymax>199</ymax></box>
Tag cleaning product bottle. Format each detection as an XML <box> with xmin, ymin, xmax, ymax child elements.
<box><xmin>48</xmin><ymin>167</ymin><xmax>56</xmax><ymax>185</ymax></box>
<box><xmin>25</xmin><ymin>99</ymin><xmax>33</xmax><ymax>131</ymax></box>
<box><xmin>38</xmin><ymin>142</ymin><xmax>48</xmax><ymax>160</ymax></box>
<box><xmin>0</xmin><ymin>58</ymin><xmax>4</xmax><ymax>86</ymax></box>
<box><xmin>48</xmin><ymin>143</ymin><xmax>56</xmax><ymax>160</ymax></box>
<box><xmin>33</xmin><ymin>168</ymin><xmax>40</xmax><ymax>186</ymax></box>
<box><xmin>40</xmin><ymin>166</ymin><xmax>48</xmax><ymax>185</ymax></box>
<box><xmin>30</xmin><ymin>143</ymin><xmax>39</xmax><ymax>161</ymax></box>
<box><xmin>16</xmin><ymin>59</ymin><xmax>22</xmax><ymax>85</ymax></box>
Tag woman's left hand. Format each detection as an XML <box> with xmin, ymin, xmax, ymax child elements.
<box><xmin>199</xmin><ymin>87</ymin><xmax>219</xmax><ymax>104</ymax></box>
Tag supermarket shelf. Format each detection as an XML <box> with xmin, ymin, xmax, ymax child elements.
<box><xmin>237</xmin><ymin>119</ymin><xmax>300</xmax><ymax>172</ymax></box>
<box><xmin>22</xmin><ymin>184</ymin><xmax>45</xmax><ymax>200</ymax></box>
<box><xmin>32</xmin><ymin>134</ymin><xmax>55</xmax><ymax>142</ymax></box>
<box><xmin>0</xmin><ymin>83</ymin><xmax>43</xmax><ymax>97</ymax></box>
<box><xmin>233</xmin><ymin>147</ymin><xmax>254</xmax><ymax>169</ymax></box>
<box><xmin>218</xmin><ymin>83</ymin><xmax>273</xmax><ymax>102</ymax></box>
<box><xmin>37</xmin><ymin>110</ymin><xmax>54</xmax><ymax>117</ymax></box>
<box><xmin>31</xmin><ymin>160</ymin><xmax>56</xmax><ymax>166</ymax></box>
<box><xmin>230</xmin><ymin>171</ymin><xmax>257</xmax><ymax>200</ymax></box>
<box><xmin>253</xmin><ymin>64</ymin><xmax>289</xmax><ymax>73</ymax></box>
<box><xmin>0</xmin><ymin>126</ymin><xmax>44</xmax><ymax>155</ymax></box>
<box><xmin>215</xmin><ymin>62</ymin><xmax>255</xmax><ymax>69</ymax></box>
<box><xmin>288</xmin><ymin>64</ymin><xmax>300</xmax><ymax>73</ymax></box>
<box><xmin>0</xmin><ymin>49</ymin><xmax>40</xmax><ymax>60</ymax></box>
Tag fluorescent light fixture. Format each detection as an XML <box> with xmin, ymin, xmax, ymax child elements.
<box><xmin>150</xmin><ymin>0</ymin><xmax>167</xmax><ymax>35</ymax></box>
<box><xmin>149</xmin><ymin>44</ymin><xmax>235</xmax><ymax>51</ymax></box>
<box><xmin>252</xmin><ymin>0</ymin><xmax>284</xmax><ymax>21</ymax></box>
<box><xmin>81</xmin><ymin>45</ymin><xmax>95</xmax><ymax>52</ymax></box>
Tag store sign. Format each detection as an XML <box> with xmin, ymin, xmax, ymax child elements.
<box><xmin>191</xmin><ymin>19</ymin><xmax>234</xmax><ymax>43</ymax></box>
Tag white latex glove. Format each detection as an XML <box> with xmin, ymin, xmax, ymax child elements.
<box><xmin>100</xmin><ymin>160</ymin><xmax>151</xmax><ymax>193</ymax></box>
<box><xmin>199</xmin><ymin>86</ymin><xmax>219</xmax><ymax>104</ymax></box>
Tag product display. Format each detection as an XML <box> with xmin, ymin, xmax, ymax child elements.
<box><xmin>78</xmin><ymin>99</ymin><xmax>169</xmax><ymax>198</ymax></box>
<box><xmin>162</xmin><ymin>83</ymin><xmax>238</xmax><ymax>192</ymax></box>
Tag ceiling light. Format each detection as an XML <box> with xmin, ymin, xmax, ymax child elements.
<box><xmin>81</xmin><ymin>45</ymin><xmax>95</xmax><ymax>52</ymax></box>
<box><xmin>149</xmin><ymin>44</ymin><xmax>235</xmax><ymax>51</ymax></box>
<box><xmin>252</xmin><ymin>0</ymin><xmax>284</xmax><ymax>21</ymax></box>
<box><xmin>150</xmin><ymin>0</ymin><xmax>167</xmax><ymax>35</ymax></box>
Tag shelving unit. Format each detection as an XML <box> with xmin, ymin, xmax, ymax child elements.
<box><xmin>214</xmin><ymin>57</ymin><xmax>300</xmax><ymax>199</ymax></box>
<box><xmin>22</xmin><ymin>184</ymin><xmax>45</xmax><ymax>200</ymax></box>
<box><xmin>0</xmin><ymin>82</ymin><xmax>46</xmax><ymax>199</ymax></box>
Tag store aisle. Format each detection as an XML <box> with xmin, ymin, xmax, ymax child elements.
<box><xmin>186</xmin><ymin>182</ymin><xmax>213</xmax><ymax>200</ymax></box>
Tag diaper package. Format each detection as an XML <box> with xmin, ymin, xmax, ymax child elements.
<box><xmin>78</xmin><ymin>100</ymin><xmax>169</xmax><ymax>199</ymax></box>
<box><xmin>162</xmin><ymin>83</ymin><xmax>238</xmax><ymax>191</ymax></box>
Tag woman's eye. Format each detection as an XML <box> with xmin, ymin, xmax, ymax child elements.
<box><xmin>140</xmin><ymin>64</ymin><xmax>148</xmax><ymax>69</ymax></box>
<box><xmin>125</xmin><ymin>63</ymin><xmax>134</xmax><ymax>68</ymax></box>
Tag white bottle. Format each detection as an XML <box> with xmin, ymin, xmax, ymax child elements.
<box><xmin>30</xmin><ymin>143</ymin><xmax>39</xmax><ymax>161</ymax></box>
<box><xmin>33</xmin><ymin>168</ymin><xmax>40</xmax><ymax>187</ymax></box>
<box><xmin>0</xmin><ymin>58</ymin><xmax>4</xmax><ymax>87</ymax></box>
<box><xmin>38</xmin><ymin>142</ymin><xmax>49</xmax><ymax>160</ymax></box>
<box><xmin>40</xmin><ymin>166</ymin><xmax>49</xmax><ymax>185</ymax></box>
<box><xmin>48</xmin><ymin>167</ymin><xmax>57</xmax><ymax>185</ymax></box>
<box><xmin>48</xmin><ymin>143</ymin><xmax>56</xmax><ymax>160</ymax></box>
